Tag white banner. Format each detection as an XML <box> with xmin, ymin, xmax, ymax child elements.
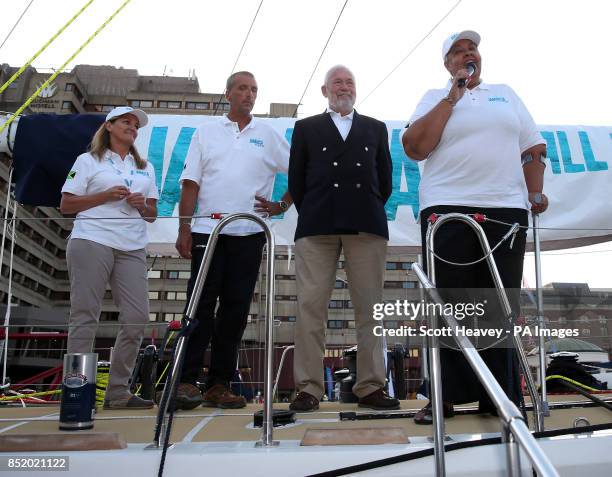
<box><xmin>132</xmin><ymin>115</ymin><xmax>612</xmax><ymax>252</ymax></box>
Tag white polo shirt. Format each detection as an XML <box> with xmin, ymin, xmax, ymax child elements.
<box><xmin>406</xmin><ymin>81</ymin><xmax>544</xmax><ymax>213</ymax></box>
<box><xmin>61</xmin><ymin>150</ymin><xmax>159</xmax><ymax>251</ymax></box>
<box><xmin>180</xmin><ymin>115</ymin><xmax>290</xmax><ymax>235</ymax></box>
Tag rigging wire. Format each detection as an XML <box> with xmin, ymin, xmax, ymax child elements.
<box><xmin>357</xmin><ymin>0</ymin><xmax>463</xmax><ymax>108</ymax></box>
<box><xmin>291</xmin><ymin>0</ymin><xmax>349</xmax><ymax>118</ymax></box>
<box><xmin>212</xmin><ymin>0</ymin><xmax>264</xmax><ymax>116</ymax></box>
<box><xmin>0</xmin><ymin>0</ymin><xmax>95</xmax><ymax>95</ymax></box>
<box><xmin>0</xmin><ymin>0</ymin><xmax>133</xmax><ymax>136</ymax></box>
<box><xmin>0</xmin><ymin>0</ymin><xmax>36</xmax><ymax>53</ymax></box>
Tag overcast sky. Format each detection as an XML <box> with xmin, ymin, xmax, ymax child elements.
<box><xmin>1</xmin><ymin>0</ymin><xmax>611</xmax><ymax>286</ymax></box>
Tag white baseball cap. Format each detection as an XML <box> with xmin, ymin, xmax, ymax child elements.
<box><xmin>442</xmin><ymin>30</ymin><xmax>481</xmax><ymax>60</ymax></box>
<box><xmin>105</xmin><ymin>106</ymin><xmax>148</xmax><ymax>127</ymax></box>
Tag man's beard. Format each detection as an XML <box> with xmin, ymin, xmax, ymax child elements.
<box><xmin>331</xmin><ymin>96</ymin><xmax>354</xmax><ymax>112</ymax></box>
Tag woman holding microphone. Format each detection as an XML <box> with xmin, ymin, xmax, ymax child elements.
<box><xmin>402</xmin><ymin>31</ymin><xmax>548</xmax><ymax>424</ymax></box>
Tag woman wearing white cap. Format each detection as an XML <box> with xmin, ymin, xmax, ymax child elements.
<box><xmin>60</xmin><ymin>106</ymin><xmax>159</xmax><ymax>409</ymax></box>
<box><xmin>403</xmin><ymin>31</ymin><xmax>548</xmax><ymax>424</ymax></box>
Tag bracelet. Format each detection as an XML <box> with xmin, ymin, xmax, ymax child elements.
<box><xmin>179</xmin><ymin>219</ymin><xmax>192</xmax><ymax>227</ymax></box>
<box><xmin>441</xmin><ymin>96</ymin><xmax>456</xmax><ymax>107</ymax></box>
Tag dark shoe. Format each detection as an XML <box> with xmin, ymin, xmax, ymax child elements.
<box><xmin>201</xmin><ymin>384</ymin><xmax>246</xmax><ymax>409</ymax></box>
<box><xmin>103</xmin><ymin>394</ymin><xmax>154</xmax><ymax>410</ymax></box>
<box><xmin>478</xmin><ymin>403</ymin><xmax>499</xmax><ymax>417</ymax></box>
<box><xmin>358</xmin><ymin>388</ymin><xmax>400</xmax><ymax>410</ymax></box>
<box><xmin>289</xmin><ymin>392</ymin><xmax>320</xmax><ymax>412</ymax></box>
<box><xmin>174</xmin><ymin>383</ymin><xmax>204</xmax><ymax>410</ymax></box>
<box><xmin>413</xmin><ymin>401</ymin><xmax>454</xmax><ymax>425</ymax></box>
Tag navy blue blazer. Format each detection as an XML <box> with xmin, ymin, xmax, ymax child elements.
<box><xmin>288</xmin><ymin>111</ymin><xmax>392</xmax><ymax>241</ymax></box>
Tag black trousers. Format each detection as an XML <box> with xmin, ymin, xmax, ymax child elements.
<box><xmin>180</xmin><ymin>232</ymin><xmax>265</xmax><ymax>386</ymax></box>
<box><xmin>420</xmin><ymin>205</ymin><xmax>528</xmax><ymax>409</ymax></box>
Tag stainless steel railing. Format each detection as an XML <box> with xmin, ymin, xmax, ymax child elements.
<box><xmin>532</xmin><ymin>213</ymin><xmax>550</xmax><ymax>416</ymax></box>
<box><xmin>415</xmin><ymin>212</ymin><xmax>556</xmax><ymax>477</ymax></box>
<box><xmin>150</xmin><ymin>212</ymin><xmax>278</xmax><ymax>449</ymax></box>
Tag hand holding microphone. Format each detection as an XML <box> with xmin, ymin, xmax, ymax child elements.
<box><xmin>457</xmin><ymin>62</ymin><xmax>476</xmax><ymax>87</ymax></box>
<box><xmin>446</xmin><ymin>62</ymin><xmax>477</xmax><ymax>106</ymax></box>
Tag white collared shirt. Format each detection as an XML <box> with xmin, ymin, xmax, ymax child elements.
<box><xmin>180</xmin><ymin>115</ymin><xmax>290</xmax><ymax>235</ymax></box>
<box><xmin>326</xmin><ymin>107</ymin><xmax>354</xmax><ymax>141</ymax></box>
<box><xmin>61</xmin><ymin>150</ymin><xmax>159</xmax><ymax>251</ymax></box>
<box><xmin>405</xmin><ymin>81</ymin><xmax>544</xmax><ymax>213</ymax></box>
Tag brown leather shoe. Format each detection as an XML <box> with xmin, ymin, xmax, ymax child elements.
<box><xmin>413</xmin><ymin>401</ymin><xmax>455</xmax><ymax>425</ymax></box>
<box><xmin>174</xmin><ymin>383</ymin><xmax>204</xmax><ymax>410</ymax></box>
<box><xmin>289</xmin><ymin>391</ymin><xmax>319</xmax><ymax>412</ymax></box>
<box><xmin>103</xmin><ymin>394</ymin><xmax>154</xmax><ymax>410</ymax></box>
<box><xmin>201</xmin><ymin>384</ymin><xmax>246</xmax><ymax>409</ymax></box>
<box><xmin>358</xmin><ymin>388</ymin><xmax>400</xmax><ymax>410</ymax></box>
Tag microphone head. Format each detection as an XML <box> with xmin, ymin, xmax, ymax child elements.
<box><xmin>466</xmin><ymin>62</ymin><xmax>476</xmax><ymax>76</ymax></box>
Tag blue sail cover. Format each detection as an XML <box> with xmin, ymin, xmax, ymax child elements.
<box><xmin>12</xmin><ymin>114</ymin><xmax>105</xmax><ymax>206</ymax></box>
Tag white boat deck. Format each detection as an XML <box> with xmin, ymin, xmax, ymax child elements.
<box><xmin>1</xmin><ymin>395</ymin><xmax>611</xmax><ymax>476</ymax></box>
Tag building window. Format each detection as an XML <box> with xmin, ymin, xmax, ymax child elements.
<box><xmin>274</xmin><ymin>295</ymin><xmax>297</xmax><ymax>301</ymax></box>
<box><xmin>148</xmin><ymin>270</ymin><xmax>161</xmax><ymax>279</ymax></box>
<box><xmin>167</xmin><ymin>271</ymin><xmax>179</xmax><ymax>279</ymax></box>
<box><xmin>178</xmin><ymin>271</ymin><xmax>191</xmax><ymax>279</ymax></box>
<box><xmin>130</xmin><ymin>99</ymin><xmax>153</xmax><ymax>108</ymax></box>
<box><xmin>384</xmin><ymin>281</ymin><xmax>403</xmax><ymax>289</ymax></box>
<box><xmin>400</xmin><ymin>262</ymin><xmax>413</xmax><ymax>270</ymax></box>
<box><xmin>385</xmin><ymin>262</ymin><xmax>398</xmax><ymax>270</ymax></box>
<box><xmin>347</xmin><ymin>320</ymin><xmax>355</xmax><ymax>329</ymax></box>
<box><xmin>65</xmin><ymin>83</ymin><xmax>74</xmax><ymax>92</ymax></box>
<box><xmin>102</xmin><ymin>105</ymin><xmax>116</xmax><ymax>112</ymax></box>
<box><xmin>213</xmin><ymin>102</ymin><xmax>230</xmax><ymax>111</ymax></box>
<box><xmin>149</xmin><ymin>313</ymin><xmax>158</xmax><ymax>321</ymax></box>
<box><xmin>403</xmin><ymin>281</ymin><xmax>417</xmax><ymax>288</ymax></box>
<box><xmin>158</xmin><ymin>100</ymin><xmax>181</xmax><ymax>109</ymax></box>
<box><xmin>186</xmin><ymin>101</ymin><xmax>210</xmax><ymax>110</ymax></box>
<box><xmin>328</xmin><ymin>300</ymin><xmax>344</xmax><ymax>309</ymax></box>
<box><xmin>148</xmin><ymin>291</ymin><xmax>160</xmax><ymax>300</ymax></box>
<box><xmin>334</xmin><ymin>279</ymin><xmax>347</xmax><ymax>289</ymax></box>
<box><xmin>337</xmin><ymin>260</ymin><xmax>344</xmax><ymax>269</ymax></box>
<box><xmin>327</xmin><ymin>320</ymin><xmax>344</xmax><ymax>329</ymax></box>
<box><xmin>164</xmin><ymin>313</ymin><xmax>182</xmax><ymax>322</ymax></box>
<box><xmin>166</xmin><ymin>291</ymin><xmax>187</xmax><ymax>300</ymax></box>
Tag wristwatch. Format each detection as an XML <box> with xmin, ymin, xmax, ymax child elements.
<box><xmin>279</xmin><ymin>200</ymin><xmax>288</xmax><ymax>212</ymax></box>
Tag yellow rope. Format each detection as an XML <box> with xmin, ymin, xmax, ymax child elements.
<box><xmin>0</xmin><ymin>389</ymin><xmax>61</xmax><ymax>401</ymax></box>
<box><xmin>545</xmin><ymin>374</ymin><xmax>603</xmax><ymax>393</ymax></box>
<box><xmin>0</xmin><ymin>0</ymin><xmax>95</xmax><ymax>95</ymax></box>
<box><xmin>0</xmin><ymin>0</ymin><xmax>133</xmax><ymax>136</ymax></box>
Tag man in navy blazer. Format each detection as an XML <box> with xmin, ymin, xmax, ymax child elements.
<box><xmin>288</xmin><ymin>65</ymin><xmax>398</xmax><ymax>411</ymax></box>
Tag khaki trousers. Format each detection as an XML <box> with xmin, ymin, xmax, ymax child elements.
<box><xmin>293</xmin><ymin>234</ymin><xmax>387</xmax><ymax>399</ymax></box>
<box><xmin>66</xmin><ymin>239</ymin><xmax>149</xmax><ymax>401</ymax></box>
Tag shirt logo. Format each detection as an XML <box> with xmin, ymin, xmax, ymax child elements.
<box><xmin>135</xmin><ymin>170</ymin><xmax>150</xmax><ymax>176</ymax></box>
<box><xmin>67</xmin><ymin>170</ymin><xmax>77</xmax><ymax>180</ymax></box>
<box><xmin>249</xmin><ymin>138</ymin><xmax>264</xmax><ymax>148</ymax></box>
<box><xmin>488</xmin><ymin>96</ymin><xmax>508</xmax><ymax>103</ymax></box>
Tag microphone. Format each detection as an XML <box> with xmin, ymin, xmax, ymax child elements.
<box><xmin>458</xmin><ymin>63</ymin><xmax>476</xmax><ymax>88</ymax></box>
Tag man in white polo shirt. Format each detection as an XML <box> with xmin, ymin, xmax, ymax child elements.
<box><xmin>174</xmin><ymin>71</ymin><xmax>292</xmax><ymax>409</ymax></box>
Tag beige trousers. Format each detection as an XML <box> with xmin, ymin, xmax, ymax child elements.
<box><xmin>293</xmin><ymin>234</ymin><xmax>387</xmax><ymax>399</ymax></box>
<box><xmin>66</xmin><ymin>239</ymin><xmax>149</xmax><ymax>401</ymax></box>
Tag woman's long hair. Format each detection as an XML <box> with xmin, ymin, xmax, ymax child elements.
<box><xmin>89</xmin><ymin>120</ymin><xmax>147</xmax><ymax>169</ymax></box>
